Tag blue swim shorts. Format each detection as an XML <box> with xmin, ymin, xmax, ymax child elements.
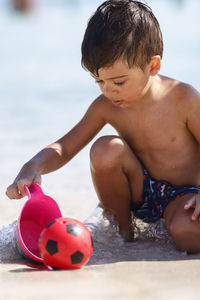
<box><xmin>131</xmin><ymin>164</ymin><xmax>200</xmax><ymax>223</ymax></box>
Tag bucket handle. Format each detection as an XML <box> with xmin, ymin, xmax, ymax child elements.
<box><xmin>24</xmin><ymin>183</ymin><xmax>44</xmax><ymax>200</ymax></box>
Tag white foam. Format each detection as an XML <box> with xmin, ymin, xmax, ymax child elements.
<box><xmin>0</xmin><ymin>221</ymin><xmax>21</xmax><ymax>262</ymax></box>
<box><xmin>83</xmin><ymin>205</ymin><xmax>182</xmax><ymax>264</ymax></box>
<box><xmin>84</xmin><ymin>205</ymin><xmax>171</xmax><ymax>242</ymax></box>
<box><xmin>0</xmin><ymin>207</ymin><xmax>180</xmax><ymax>265</ymax></box>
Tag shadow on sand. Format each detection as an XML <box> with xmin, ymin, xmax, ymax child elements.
<box><xmin>2</xmin><ymin>237</ymin><xmax>200</xmax><ymax>274</ymax></box>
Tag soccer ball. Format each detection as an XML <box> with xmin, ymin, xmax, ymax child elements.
<box><xmin>39</xmin><ymin>217</ymin><xmax>93</xmax><ymax>269</ymax></box>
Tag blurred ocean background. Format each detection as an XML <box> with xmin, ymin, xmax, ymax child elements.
<box><xmin>0</xmin><ymin>0</ymin><xmax>200</xmax><ymax>228</ymax></box>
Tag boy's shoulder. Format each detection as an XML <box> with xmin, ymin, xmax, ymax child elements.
<box><xmin>86</xmin><ymin>94</ymin><xmax>114</xmax><ymax>124</ymax></box>
<box><xmin>176</xmin><ymin>81</ymin><xmax>200</xmax><ymax>111</ymax></box>
<box><xmin>160</xmin><ymin>75</ymin><xmax>199</xmax><ymax>104</ymax></box>
<box><xmin>90</xmin><ymin>94</ymin><xmax>114</xmax><ymax>112</ymax></box>
<box><xmin>176</xmin><ymin>81</ymin><xmax>199</xmax><ymax>99</ymax></box>
<box><xmin>170</xmin><ymin>78</ymin><xmax>200</xmax><ymax>121</ymax></box>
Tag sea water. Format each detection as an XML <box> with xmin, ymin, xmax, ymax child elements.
<box><xmin>0</xmin><ymin>0</ymin><xmax>199</xmax><ymax>264</ymax></box>
<box><xmin>0</xmin><ymin>203</ymin><xmax>184</xmax><ymax>264</ymax></box>
<box><xmin>0</xmin><ymin>206</ymin><xmax>178</xmax><ymax>264</ymax></box>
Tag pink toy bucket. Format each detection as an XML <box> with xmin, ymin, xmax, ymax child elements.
<box><xmin>15</xmin><ymin>183</ymin><xmax>62</xmax><ymax>263</ymax></box>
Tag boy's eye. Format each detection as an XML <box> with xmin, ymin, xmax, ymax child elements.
<box><xmin>95</xmin><ymin>80</ymin><xmax>125</xmax><ymax>86</ymax></box>
<box><xmin>113</xmin><ymin>81</ymin><xmax>125</xmax><ymax>86</ymax></box>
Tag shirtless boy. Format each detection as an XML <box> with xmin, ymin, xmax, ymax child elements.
<box><xmin>6</xmin><ymin>0</ymin><xmax>200</xmax><ymax>253</ymax></box>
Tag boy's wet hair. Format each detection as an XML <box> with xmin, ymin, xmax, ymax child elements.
<box><xmin>81</xmin><ymin>0</ymin><xmax>163</xmax><ymax>75</ymax></box>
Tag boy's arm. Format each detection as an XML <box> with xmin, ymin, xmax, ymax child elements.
<box><xmin>37</xmin><ymin>98</ymin><xmax>106</xmax><ymax>173</ymax></box>
<box><xmin>185</xmin><ymin>86</ymin><xmax>200</xmax><ymax>143</ymax></box>
<box><xmin>183</xmin><ymin>85</ymin><xmax>200</xmax><ymax>220</ymax></box>
<box><xmin>6</xmin><ymin>97</ymin><xmax>106</xmax><ymax>199</ymax></box>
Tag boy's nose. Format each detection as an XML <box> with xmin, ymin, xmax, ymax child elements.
<box><xmin>103</xmin><ymin>84</ymin><xmax>118</xmax><ymax>97</ymax></box>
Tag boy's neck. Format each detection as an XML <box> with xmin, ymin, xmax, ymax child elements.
<box><xmin>143</xmin><ymin>75</ymin><xmax>164</xmax><ymax>101</ymax></box>
<box><xmin>125</xmin><ymin>75</ymin><xmax>161</xmax><ymax>110</ymax></box>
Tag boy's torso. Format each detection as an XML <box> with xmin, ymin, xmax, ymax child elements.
<box><xmin>97</xmin><ymin>75</ymin><xmax>200</xmax><ymax>187</ymax></box>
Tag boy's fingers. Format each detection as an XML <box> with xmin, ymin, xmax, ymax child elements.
<box><xmin>17</xmin><ymin>179</ymin><xmax>32</xmax><ymax>197</ymax></box>
<box><xmin>6</xmin><ymin>179</ymin><xmax>31</xmax><ymax>199</ymax></box>
<box><xmin>191</xmin><ymin>196</ymin><xmax>200</xmax><ymax>221</ymax></box>
<box><xmin>6</xmin><ymin>173</ymin><xmax>42</xmax><ymax>200</ymax></box>
<box><xmin>192</xmin><ymin>205</ymin><xmax>200</xmax><ymax>221</ymax></box>
<box><xmin>6</xmin><ymin>184</ymin><xmax>23</xmax><ymax>200</ymax></box>
<box><xmin>184</xmin><ymin>196</ymin><xmax>196</xmax><ymax>210</ymax></box>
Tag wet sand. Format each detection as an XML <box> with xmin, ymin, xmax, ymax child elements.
<box><xmin>1</xmin><ymin>195</ymin><xmax>200</xmax><ymax>300</ymax></box>
<box><xmin>1</xmin><ymin>252</ymin><xmax>200</xmax><ymax>300</ymax></box>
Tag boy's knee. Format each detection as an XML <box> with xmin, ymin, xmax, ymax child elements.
<box><xmin>168</xmin><ymin>218</ymin><xmax>200</xmax><ymax>253</ymax></box>
<box><xmin>168</xmin><ymin>221</ymin><xmax>187</xmax><ymax>251</ymax></box>
<box><xmin>90</xmin><ymin>135</ymin><xmax>125</xmax><ymax>171</ymax></box>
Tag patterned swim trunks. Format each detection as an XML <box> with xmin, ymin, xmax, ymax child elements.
<box><xmin>131</xmin><ymin>164</ymin><xmax>200</xmax><ymax>223</ymax></box>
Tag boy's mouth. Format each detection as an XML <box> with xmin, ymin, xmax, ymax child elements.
<box><xmin>111</xmin><ymin>100</ymin><xmax>123</xmax><ymax>106</ymax></box>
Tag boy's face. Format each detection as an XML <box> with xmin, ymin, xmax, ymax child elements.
<box><xmin>92</xmin><ymin>59</ymin><xmax>153</xmax><ymax>108</ymax></box>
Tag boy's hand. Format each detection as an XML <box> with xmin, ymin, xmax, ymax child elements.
<box><xmin>184</xmin><ymin>194</ymin><xmax>200</xmax><ymax>221</ymax></box>
<box><xmin>6</xmin><ymin>165</ymin><xmax>41</xmax><ymax>200</ymax></box>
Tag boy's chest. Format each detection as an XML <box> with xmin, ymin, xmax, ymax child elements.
<box><xmin>109</xmin><ymin>105</ymin><xmax>185</xmax><ymax>152</ymax></box>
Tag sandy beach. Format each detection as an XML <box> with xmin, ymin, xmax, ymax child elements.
<box><xmin>1</xmin><ymin>193</ymin><xmax>200</xmax><ymax>300</ymax></box>
<box><xmin>1</xmin><ymin>235</ymin><xmax>200</xmax><ymax>300</ymax></box>
<box><xmin>1</xmin><ymin>260</ymin><xmax>200</xmax><ymax>300</ymax></box>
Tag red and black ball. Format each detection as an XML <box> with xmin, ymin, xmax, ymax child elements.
<box><xmin>39</xmin><ymin>217</ymin><xmax>93</xmax><ymax>269</ymax></box>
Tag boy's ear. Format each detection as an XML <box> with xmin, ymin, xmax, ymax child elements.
<box><xmin>149</xmin><ymin>55</ymin><xmax>161</xmax><ymax>76</ymax></box>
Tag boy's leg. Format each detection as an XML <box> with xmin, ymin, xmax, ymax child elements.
<box><xmin>164</xmin><ymin>194</ymin><xmax>200</xmax><ymax>253</ymax></box>
<box><xmin>90</xmin><ymin>135</ymin><xmax>143</xmax><ymax>241</ymax></box>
